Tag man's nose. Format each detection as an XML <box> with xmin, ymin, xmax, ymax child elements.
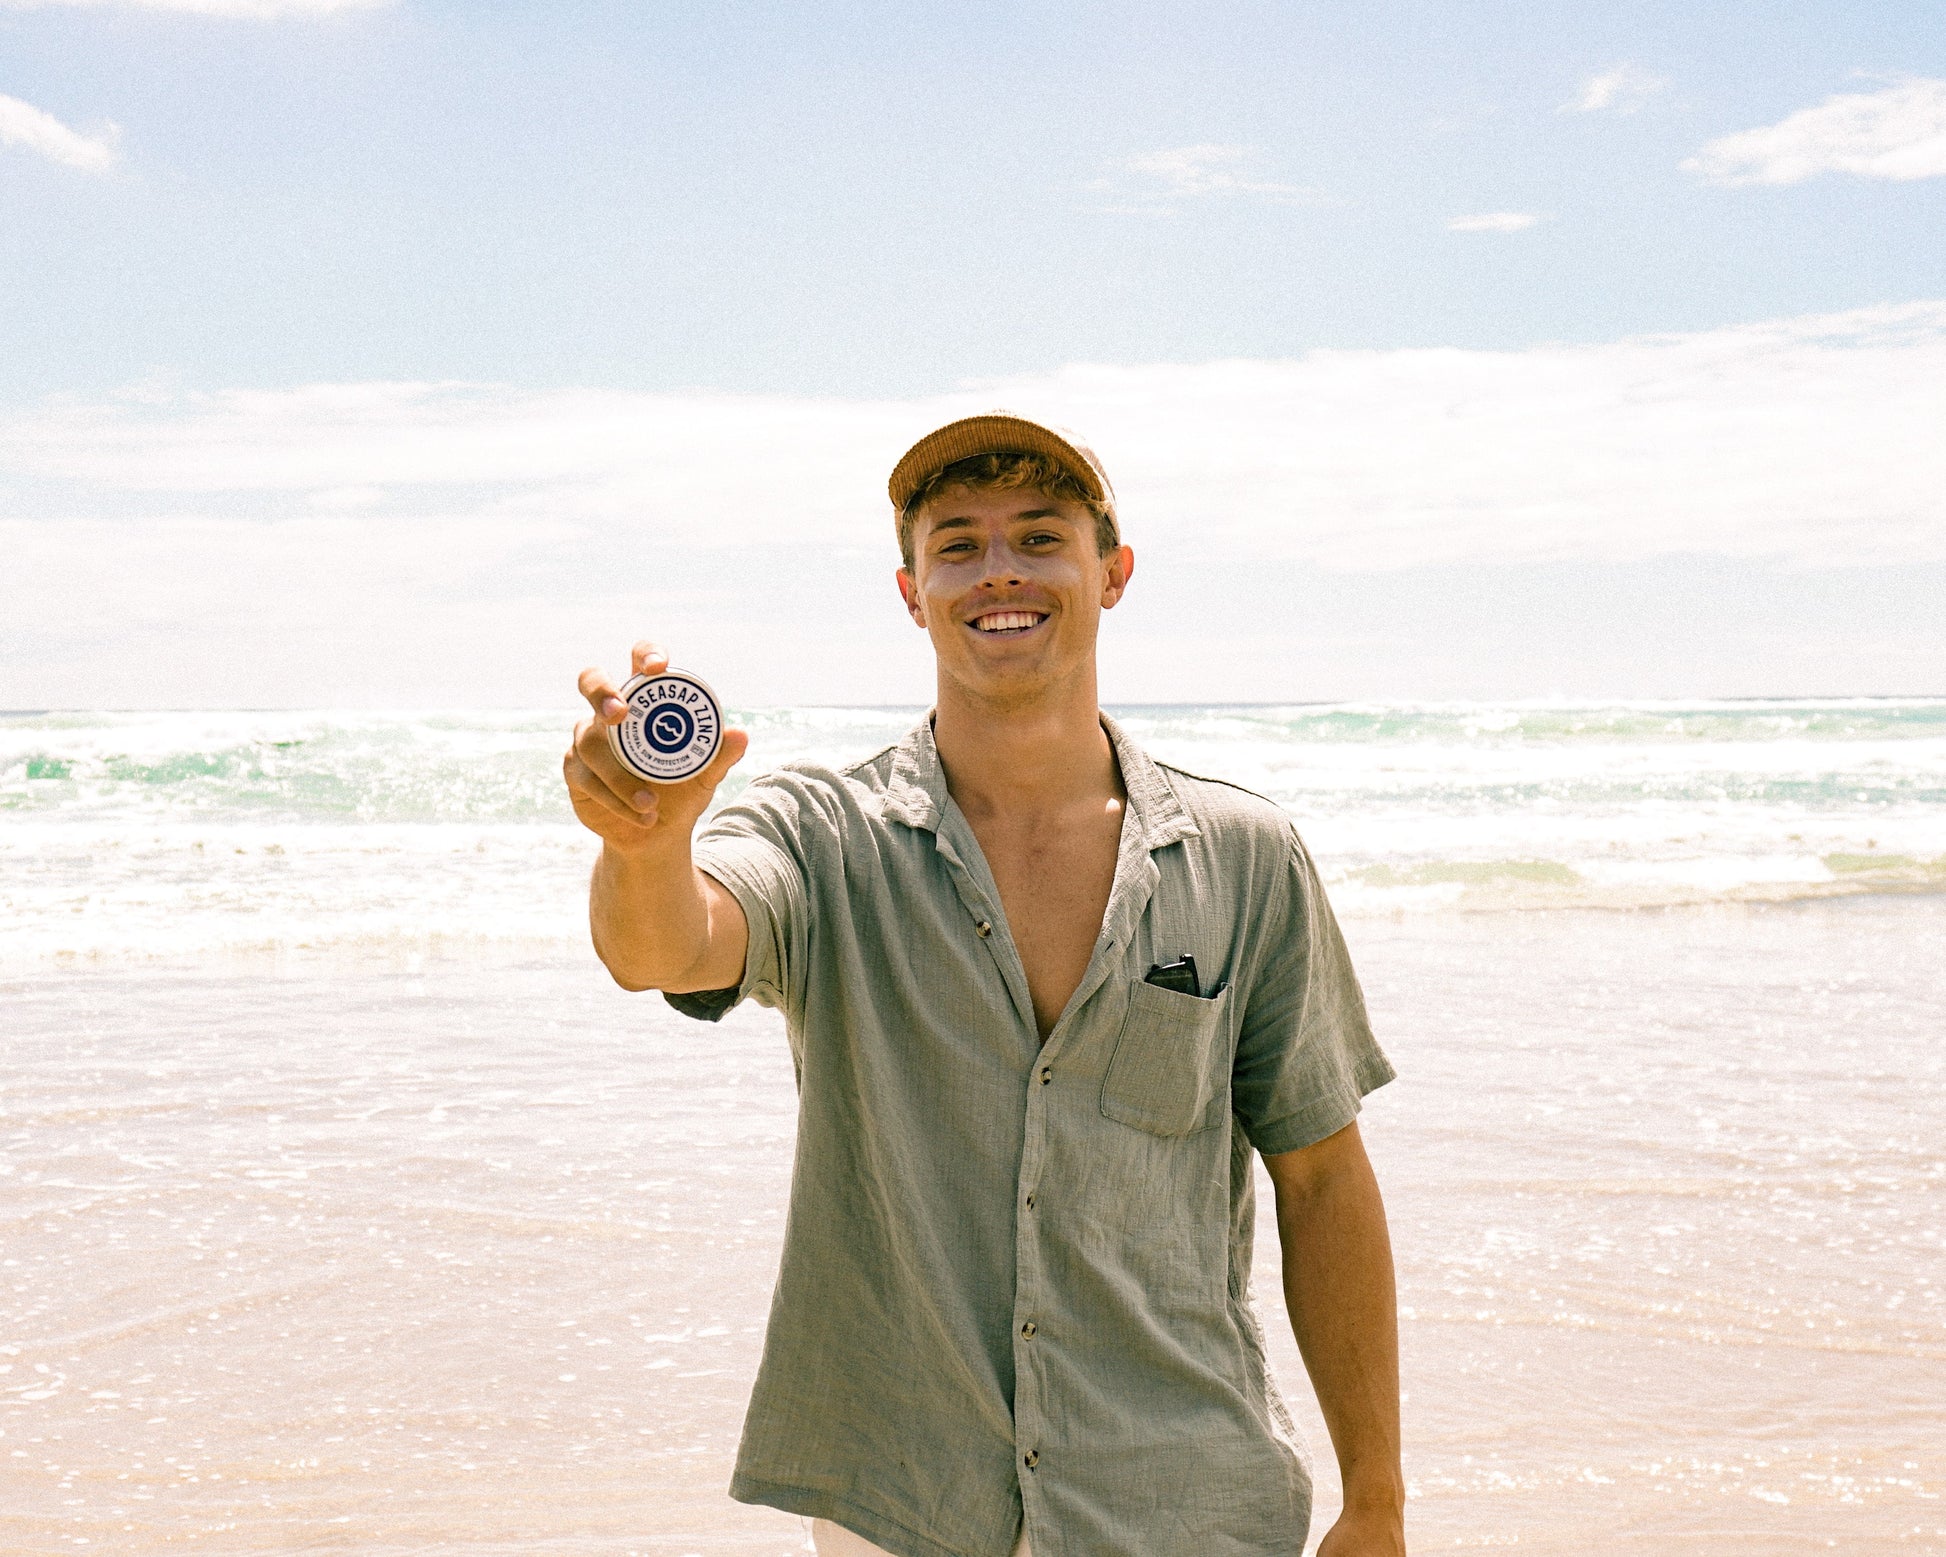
<box><xmin>976</xmin><ymin>544</ymin><xmax>1025</xmax><ymax>588</ymax></box>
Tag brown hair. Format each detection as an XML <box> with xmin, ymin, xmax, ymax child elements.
<box><xmin>897</xmin><ymin>451</ymin><xmax>1120</xmax><ymax>572</ymax></box>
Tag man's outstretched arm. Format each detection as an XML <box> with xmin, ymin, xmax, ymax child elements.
<box><xmin>1263</xmin><ymin>1120</ymin><xmax>1405</xmax><ymax>1557</ymax></box>
<box><xmin>564</xmin><ymin>640</ymin><xmax>751</xmax><ymax>993</ymax></box>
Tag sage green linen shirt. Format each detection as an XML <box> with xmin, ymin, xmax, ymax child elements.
<box><xmin>666</xmin><ymin>715</ymin><xmax>1393</xmax><ymax>1557</ymax></box>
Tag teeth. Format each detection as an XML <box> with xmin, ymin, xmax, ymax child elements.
<box><xmin>974</xmin><ymin>611</ymin><xmax>1044</xmax><ymax>632</ymax></box>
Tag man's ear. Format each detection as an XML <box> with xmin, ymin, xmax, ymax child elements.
<box><xmin>1100</xmin><ymin>544</ymin><xmax>1135</xmax><ymax>610</ymax></box>
<box><xmin>896</xmin><ymin>566</ymin><xmax>927</xmax><ymax>628</ymax></box>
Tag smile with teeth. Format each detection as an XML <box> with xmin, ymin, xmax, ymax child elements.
<box><xmin>971</xmin><ymin>610</ymin><xmax>1048</xmax><ymax>634</ymax></box>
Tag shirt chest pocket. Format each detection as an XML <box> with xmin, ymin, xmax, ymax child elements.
<box><xmin>1099</xmin><ymin>979</ymin><xmax>1234</xmax><ymax>1138</ymax></box>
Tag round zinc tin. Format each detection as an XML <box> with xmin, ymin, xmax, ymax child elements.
<box><xmin>607</xmin><ymin>669</ymin><xmax>724</xmax><ymax>785</ymax></box>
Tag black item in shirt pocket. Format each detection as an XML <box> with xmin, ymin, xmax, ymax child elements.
<box><xmin>1100</xmin><ymin>978</ymin><xmax>1234</xmax><ymax>1138</ymax></box>
<box><xmin>1143</xmin><ymin>954</ymin><xmax>1202</xmax><ymax>997</ymax></box>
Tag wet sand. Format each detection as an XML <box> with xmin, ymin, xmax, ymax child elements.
<box><xmin>4</xmin><ymin>897</ymin><xmax>1941</xmax><ymax>1553</ymax></box>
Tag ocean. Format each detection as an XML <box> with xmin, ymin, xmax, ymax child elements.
<box><xmin>6</xmin><ymin>699</ymin><xmax>1944</xmax><ymax>966</ymax></box>
<box><xmin>3</xmin><ymin>701</ymin><xmax>1942</xmax><ymax>1553</ymax></box>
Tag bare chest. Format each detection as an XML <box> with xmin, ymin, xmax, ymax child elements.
<box><xmin>970</xmin><ymin>802</ymin><xmax>1124</xmax><ymax>1041</ymax></box>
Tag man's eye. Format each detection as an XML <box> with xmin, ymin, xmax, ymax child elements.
<box><xmin>1025</xmin><ymin>532</ymin><xmax>1060</xmax><ymax>545</ymax></box>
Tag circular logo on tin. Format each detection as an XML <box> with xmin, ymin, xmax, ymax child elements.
<box><xmin>609</xmin><ymin>670</ymin><xmax>722</xmax><ymax>784</ymax></box>
<box><xmin>646</xmin><ymin>704</ymin><xmax>694</xmax><ymax>754</ymax></box>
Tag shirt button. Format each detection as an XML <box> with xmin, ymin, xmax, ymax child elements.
<box><xmin>1023</xmin><ymin>1449</ymin><xmax>1039</xmax><ymax>1469</ymax></box>
<box><xmin>1039</xmin><ymin>1066</ymin><xmax>1052</xmax><ymax>1085</ymax></box>
<box><xmin>1020</xmin><ymin>1321</ymin><xmax>1037</xmax><ymax>1339</ymax></box>
<box><xmin>975</xmin><ymin>920</ymin><xmax>992</xmax><ymax>938</ymax></box>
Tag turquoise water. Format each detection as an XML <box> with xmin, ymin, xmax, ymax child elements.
<box><xmin>5</xmin><ymin>700</ymin><xmax>1942</xmax><ymax>823</ymax></box>
<box><xmin>3</xmin><ymin>700</ymin><xmax>1942</xmax><ymax>964</ymax></box>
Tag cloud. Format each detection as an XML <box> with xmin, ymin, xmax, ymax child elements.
<box><xmin>1564</xmin><ymin>63</ymin><xmax>1669</xmax><ymax>115</ymax></box>
<box><xmin>1683</xmin><ymin>77</ymin><xmax>1946</xmax><ymax>186</ymax></box>
<box><xmin>0</xmin><ymin>0</ymin><xmax>388</xmax><ymax>14</ymax></box>
<box><xmin>0</xmin><ymin>92</ymin><xmax>117</xmax><ymax>171</ymax></box>
<box><xmin>1447</xmin><ymin>211</ymin><xmax>1543</xmax><ymax>233</ymax></box>
<box><xmin>5</xmin><ymin>302</ymin><xmax>1944</xmax><ymax>580</ymax></box>
<box><xmin>1097</xmin><ymin>144</ymin><xmax>1318</xmax><ymax>212</ymax></box>
<box><xmin>6</xmin><ymin>304</ymin><xmax>1945</xmax><ymax>705</ymax></box>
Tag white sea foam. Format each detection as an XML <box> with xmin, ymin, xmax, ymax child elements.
<box><xmin>3</xmin><ymin>701</ymin><xmax>1941</xmax><ymax>964</ymax></box>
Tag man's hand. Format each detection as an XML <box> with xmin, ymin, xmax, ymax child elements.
<box><xmin>564</xmin><ymin>640</ymin><xmax>748</xmax><ymax>855</ymax></box>
<box><xmin>1316</xmin><ymin>1505</ymin><xmax>1406</xmax><ymax>1557</ymax></box>
<box><xmin>567</xmin><ymin>641</ymin><xmax>752</xmax><ymax>992</ymax></box>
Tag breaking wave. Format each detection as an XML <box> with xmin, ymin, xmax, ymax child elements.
<box><xmin>4</xmin><ymin>699</ymin><xmax>1942</xmax><ymax>963</ymax></box>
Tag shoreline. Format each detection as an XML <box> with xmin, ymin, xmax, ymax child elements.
<box><xmin>4</xmin><ymin>897</ymin><xmax>1941</xmax><ymax>1554</ymax></box>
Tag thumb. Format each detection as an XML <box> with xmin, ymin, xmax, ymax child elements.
<box><xmin>700</xmin><ymin>727</ymin><xmax>750</xmax><ymax>793</ymax></box>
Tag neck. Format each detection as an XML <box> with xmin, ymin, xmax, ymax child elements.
<box><xmin>931</xmin><ymin>662</ymin><xmax>1121</xmax><ymax>820</ymax></box>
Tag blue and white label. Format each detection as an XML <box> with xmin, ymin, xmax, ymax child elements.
<box><xmin>608</xmin><ymin>670</ymin><xmax>723</xmax><ymax>784</ymax></box>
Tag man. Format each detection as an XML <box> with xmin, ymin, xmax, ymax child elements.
<box><xmin>563</xmin><ymin>413</ymin><xmax>1403</xmax><ymax>1557</ymax></box>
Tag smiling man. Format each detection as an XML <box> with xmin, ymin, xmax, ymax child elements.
<box><xmin>562</xmin><ymin>413</ymin><xmax>1402</xmax><ymax>1557</ymax></box>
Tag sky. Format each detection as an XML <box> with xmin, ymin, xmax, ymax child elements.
<box><xmin>2</xmin><ymin>0</ymin><xmax>1943</xmax><ymax>707</ymax></box>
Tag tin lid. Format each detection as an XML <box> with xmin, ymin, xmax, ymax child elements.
<box><xmin>606</xmin><ymin>669</ymin><xmax>724</xmax><ymax>785</ymax></box>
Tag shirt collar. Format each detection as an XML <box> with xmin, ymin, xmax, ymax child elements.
<box><xmin>882</xmin><ymin>711</ymin><xmax>1199</xmax><ymax>854</ymax></box>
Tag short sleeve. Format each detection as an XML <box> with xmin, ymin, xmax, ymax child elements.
<box><xmin>1230</xmin><ymin>830</ymin><xmax>1395</xmax><ymax>1155</ymax></box>
<box><xmin>661</xmin><ymin>776</ymin><xmax>813</xmax><ymax>1024</ymax></box>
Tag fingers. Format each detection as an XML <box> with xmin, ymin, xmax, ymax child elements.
<box><xmin>578</xmin><ymin>643</ymin><xmax>670</xmax><ymax>723</ymax></box>
<box><xmin>567</xmin><ymin>643</ymin><xmax>743</xmax><ymax>848</ymax></box>
<box><xmin>563</xmin><ymin>747</ymin><xmax>659</xmax><ymax>830</ymax></box>
<box><xmin>577</xmin><ymin>666</ymin><xmax>628</xmax><ymax>725</ymax></box>
<box><xmin>569</xmin><ymin>718</ymin><xmax>657</xmax><ymax>813</ymax></box>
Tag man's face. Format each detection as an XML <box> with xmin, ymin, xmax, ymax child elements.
<box><xmin>895</xmin><ymin>482</ymin><xmax>1133</xmax><ymax>704</ymax></box>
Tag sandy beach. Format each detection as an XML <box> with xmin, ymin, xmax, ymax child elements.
<box><xmin>4</xmin><ymin>704</ymin><xmax>1942</xmax><ymax>1552</ymax></box>
<box><xmin>4</xmin><ymin>900</ymin><xmax>1940</xmax><ymax>1553</ymax></box>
